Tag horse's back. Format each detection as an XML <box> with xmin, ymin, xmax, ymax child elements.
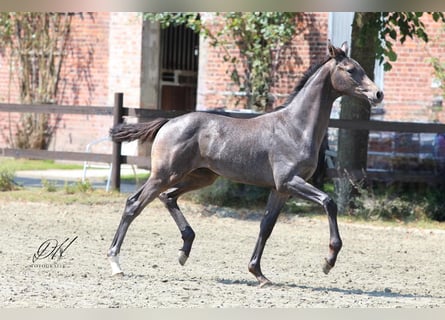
<box><xmin>155</xmin><ymin>111</ymin><xmax>255</xmax><ymax>143</ymax></box>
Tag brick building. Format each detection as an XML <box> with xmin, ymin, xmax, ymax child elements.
<box><xmin>0</xmin><ymin>12</ymin><xmax>444</xmax><ymax>156</ymax></box>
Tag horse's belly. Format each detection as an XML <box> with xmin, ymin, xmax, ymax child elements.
<box><xmin>206</xmin><ymin>154</ymin><xmax>275</xmax><ymax>187</ymax></box>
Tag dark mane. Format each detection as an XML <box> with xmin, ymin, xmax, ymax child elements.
<box><xmin>278</xmin><ymin>55</ymin><xmax>331</xmax><ymax>109</ymax></box>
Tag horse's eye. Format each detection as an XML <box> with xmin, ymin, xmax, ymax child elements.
<box><xmin>346</xmin><ymin>67</ymin><xmax>355</xmax><ymax>74</ymax></box>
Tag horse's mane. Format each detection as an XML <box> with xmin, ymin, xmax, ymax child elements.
<box><xmin>277</xmin><ymin>55</ymin><xmax>332</xmax><ymax>109</ymax></box>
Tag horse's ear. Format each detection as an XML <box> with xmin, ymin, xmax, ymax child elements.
<box><xmin>328</xmin><ymin>40</ymin><xmax>348</xmax><ymax>58</ymax></box>
<box><xmin>341</xmin><ymin>41</ymin><xmax>349</xmax><ymax>56</ymax></box>
<box><xmin>327</xmin><ymin>39</ymin><xmax>336</xmax><ymax>58</ymax></box>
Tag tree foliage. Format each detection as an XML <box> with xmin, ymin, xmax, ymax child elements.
<box><xmin>357</xmin><ymin>12</ymin><xmax>445</xmax><ymax>71</ymax></box>
<box><xmin>145</xmin><ymin>12</ymin><xmax>306</xmax><ymax>110</ymax></box>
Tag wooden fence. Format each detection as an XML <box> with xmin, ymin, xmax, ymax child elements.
<box><xmin>1</xmin><ymin>92</ymin><xmax>445</xmax><ymax>190</ymax></box>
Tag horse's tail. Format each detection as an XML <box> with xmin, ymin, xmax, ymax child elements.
<box><xmin>109</xmin><ymin>118</ymin><xmax>169</xmax><ymax>143</ymax></box>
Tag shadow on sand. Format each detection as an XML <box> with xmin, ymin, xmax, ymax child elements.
<box><xmin>216</xmin><ymin>278</ymin><xmax>441</xmax><ymax>300</ymax></box>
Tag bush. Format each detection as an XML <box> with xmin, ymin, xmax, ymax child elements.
<box><xmin>42</xmin><ymin>179</ymin><xmax>57</xmax><ymax>192</ymax></box>
<box><xmin>0</xmin><ymin>168</ymin><xmax>16</xmax><ymax>191</ymax></box>
<box><xmin>336</xmin><ymin>180</ymin><xmax>445</xmax><ymax>222</ymax></box>
<box><xmin>424</xmin><ymin>187</ymin><xmax>445</xmax><ymax>222</ymax></box>
<box><xmin>187</xmin><ymin>177</ymin><xmax>269</xmax><ymax>208</ymax></box>
<box><xmin>64</xmin><ymin>179</ymin><xmax>94</xmax><ymax>194</ymax></box>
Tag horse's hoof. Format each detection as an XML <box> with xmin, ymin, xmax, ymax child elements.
<box><xmin>112</xmin><ymin>271</ymin><xmax>124</xmax><ymax>277</ymax></box>
<box><xmin>322</xmin><ymin>258</ymin><xmax>333</xmax><ymax>275</ymax></box>
<box><xmin>108</xmin><ymin>255</ymin><xmax>124</xmax><ymax>276</ymax></box>
<box><xmin>256</xmin><ymin>275</ymin><xmax>273</xmax><ymax>288</ymax></box>
<box><xmin>259</xmin><ymin>279</ymin><xmax>273</xmax><ymax>288</ymax></box>
<box><xmin>178</xmin><ymin>250</ymin><xmax>188</xmax><ymax>266</ymax></box>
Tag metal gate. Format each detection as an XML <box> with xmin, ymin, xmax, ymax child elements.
<box><xmin>160</xmin><ymin>23</ymin><xmax>199</xmax><ymax>111</ymax></box>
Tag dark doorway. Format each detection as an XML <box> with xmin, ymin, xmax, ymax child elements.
<box><xmin>160</xmin><ymin>22</ymin><xmax>199</xmax><ymax>111</ymax></box>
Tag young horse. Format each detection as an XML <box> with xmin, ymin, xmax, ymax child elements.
<box><xmin>107</xmin><ymin>41</ymin><xmax>383</xmax><ymax>287</ymax></box>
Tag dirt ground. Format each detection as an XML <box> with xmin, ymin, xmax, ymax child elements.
<box><xmin>1</xmin><ymin>197</ymin><xmax>444</xmax><ymax>308</ymax></box>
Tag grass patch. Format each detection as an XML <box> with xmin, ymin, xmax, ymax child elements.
<box><xmin>121</xmin><ymin>172</ymin><xmax>150</xmax><ymax>184</ymax></box>
<box><xmin>0</xmin><ymin>158</ymin><xmax>83</xmax><ymax>171</ymax></box>
<box><xmin>42</xmin><ymin>178</ymin><xmax>58</xmax><ymax>192</ymax></box>
<box><xmin>0</xmin><ymin>157</ymin><xmax>149</xmax><ymax>186</ymax></box>
<box><xmin>0</xmin><ymin>188</ymin><xmax>127</xmax><ymax>205</ymax></box>
<box><xmin>64</xmin><ymin>179</ymin><xmax>94</xmax><ymax>194</ymax></box>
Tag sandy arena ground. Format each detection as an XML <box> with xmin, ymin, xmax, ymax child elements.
<box><xmin>1</xmin><ymin>198</ymin><xmax>444</xmax><ymax>307</ymax></box>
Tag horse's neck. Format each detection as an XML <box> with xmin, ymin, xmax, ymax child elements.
<box><xmin>283</xmin><ymin>64</ymin><xmax>339</xmax><ymax>146</ymax></box>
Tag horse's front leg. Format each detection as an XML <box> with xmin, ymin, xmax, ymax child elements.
<box><xmin>279</xmin><ymin>175</ymin><xmax>343</xmax><ymax>274</ymax></box>
<box><xmin>248</xmin><ymin>189</ymin><xmax>288</xmax><ymax>287</ymax></box>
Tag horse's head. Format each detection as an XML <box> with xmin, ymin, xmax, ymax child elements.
<box><xmin>328</xmin><ymin>41</ymin><xmax>384</xmax><ymax>105</ymax></box>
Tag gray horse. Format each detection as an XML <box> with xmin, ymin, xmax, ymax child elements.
<box><xmin>107</xmin><ymin>41</ymin><xmax>383</xmax><ymax>287</ymax></box>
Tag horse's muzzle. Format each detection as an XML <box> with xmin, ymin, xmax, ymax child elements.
<box><xmin>370</xmin><ymin>90</ymin><xmax>384</xmax><ymax>105</ymax></box>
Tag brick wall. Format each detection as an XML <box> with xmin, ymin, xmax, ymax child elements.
<box><xmin>197</xmin><ymin>12</ymin><xmax>329</xmax><ymax>110</ymax></box>
<box><xmin>383</xmin><ymin>16</ymin><xmax>445</xmax><ymax>123</ymax></box>
<box><xmin>54</xmin><ymin>12</ymin><xmax>112</xmax><ymax>154</ymax></box>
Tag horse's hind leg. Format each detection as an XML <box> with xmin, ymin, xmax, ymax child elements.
<box><xmin>158</xmin><ymin>168</ymin><xmax>218</xmax><ymax>266</ymax></box>
<box><xmin>107</xmin><ymin>176</ymin><xmax>169</xmax><ymax>276</ymax></box>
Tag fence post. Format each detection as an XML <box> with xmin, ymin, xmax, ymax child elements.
<box><xmin>111</xmin><ymin>93</ymin><xmax>124</xmax><ymax>191</ymax></box>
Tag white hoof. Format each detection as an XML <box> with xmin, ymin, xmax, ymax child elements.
<box><xmin>178</xmin><ymin>250</ymin><xmax>188</xmax><ymax>266</ymax></box>
<box><xmin>108</xmin><ymin>255</ymin><xmax>124</xmax><ymax>276</ymax></box>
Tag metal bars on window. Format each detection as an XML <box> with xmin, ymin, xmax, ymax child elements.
<box><xmin>160</xmin><ymin>23</ymin><xmax>199</xmax><ymax>72</ymax></box>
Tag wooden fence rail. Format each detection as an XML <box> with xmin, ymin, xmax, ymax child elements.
<box><xmin>1</xmin><ymin>92</ymin><xmax>445</xmax><ymax>190</ymax></box>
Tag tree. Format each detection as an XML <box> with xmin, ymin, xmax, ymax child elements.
<box><xmin>145</xmin><ymin>12</ymin><xmax>307</xmax><ymax>111</ymax></box>
<box><xmin>336</xmin><ymin>12</ymin><xmax>445</xmax><ymax>213</ymax></box>
<box><xmin>0</xmin><ymin>12</ymin><xmax>72</xmax><ymax>149</ymax></box>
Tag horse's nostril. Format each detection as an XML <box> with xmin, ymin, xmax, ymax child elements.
<box><xmin>376</xmin><ymin>91</ymin><xmax>384</xmax><ymax>101</ymax></box>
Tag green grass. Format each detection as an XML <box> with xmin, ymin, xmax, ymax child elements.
<box><xmin>121</xmin><ymin>172</ymin><xmax>150</xmax><ymax>184</ymax></box>
<box><xmin>0</xmin><ymin>188</ymin><xmax>127</xmax><ymax>205</ymax></box>
<box><xmin>0</xmin><ymin>157</ymin><xmax>150</xmax><ymax>184</ymax></box>
<box><xmin>0</xmin><ymin>158</ymin><xmax>83</xmax><ymax>171</ymax></box>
